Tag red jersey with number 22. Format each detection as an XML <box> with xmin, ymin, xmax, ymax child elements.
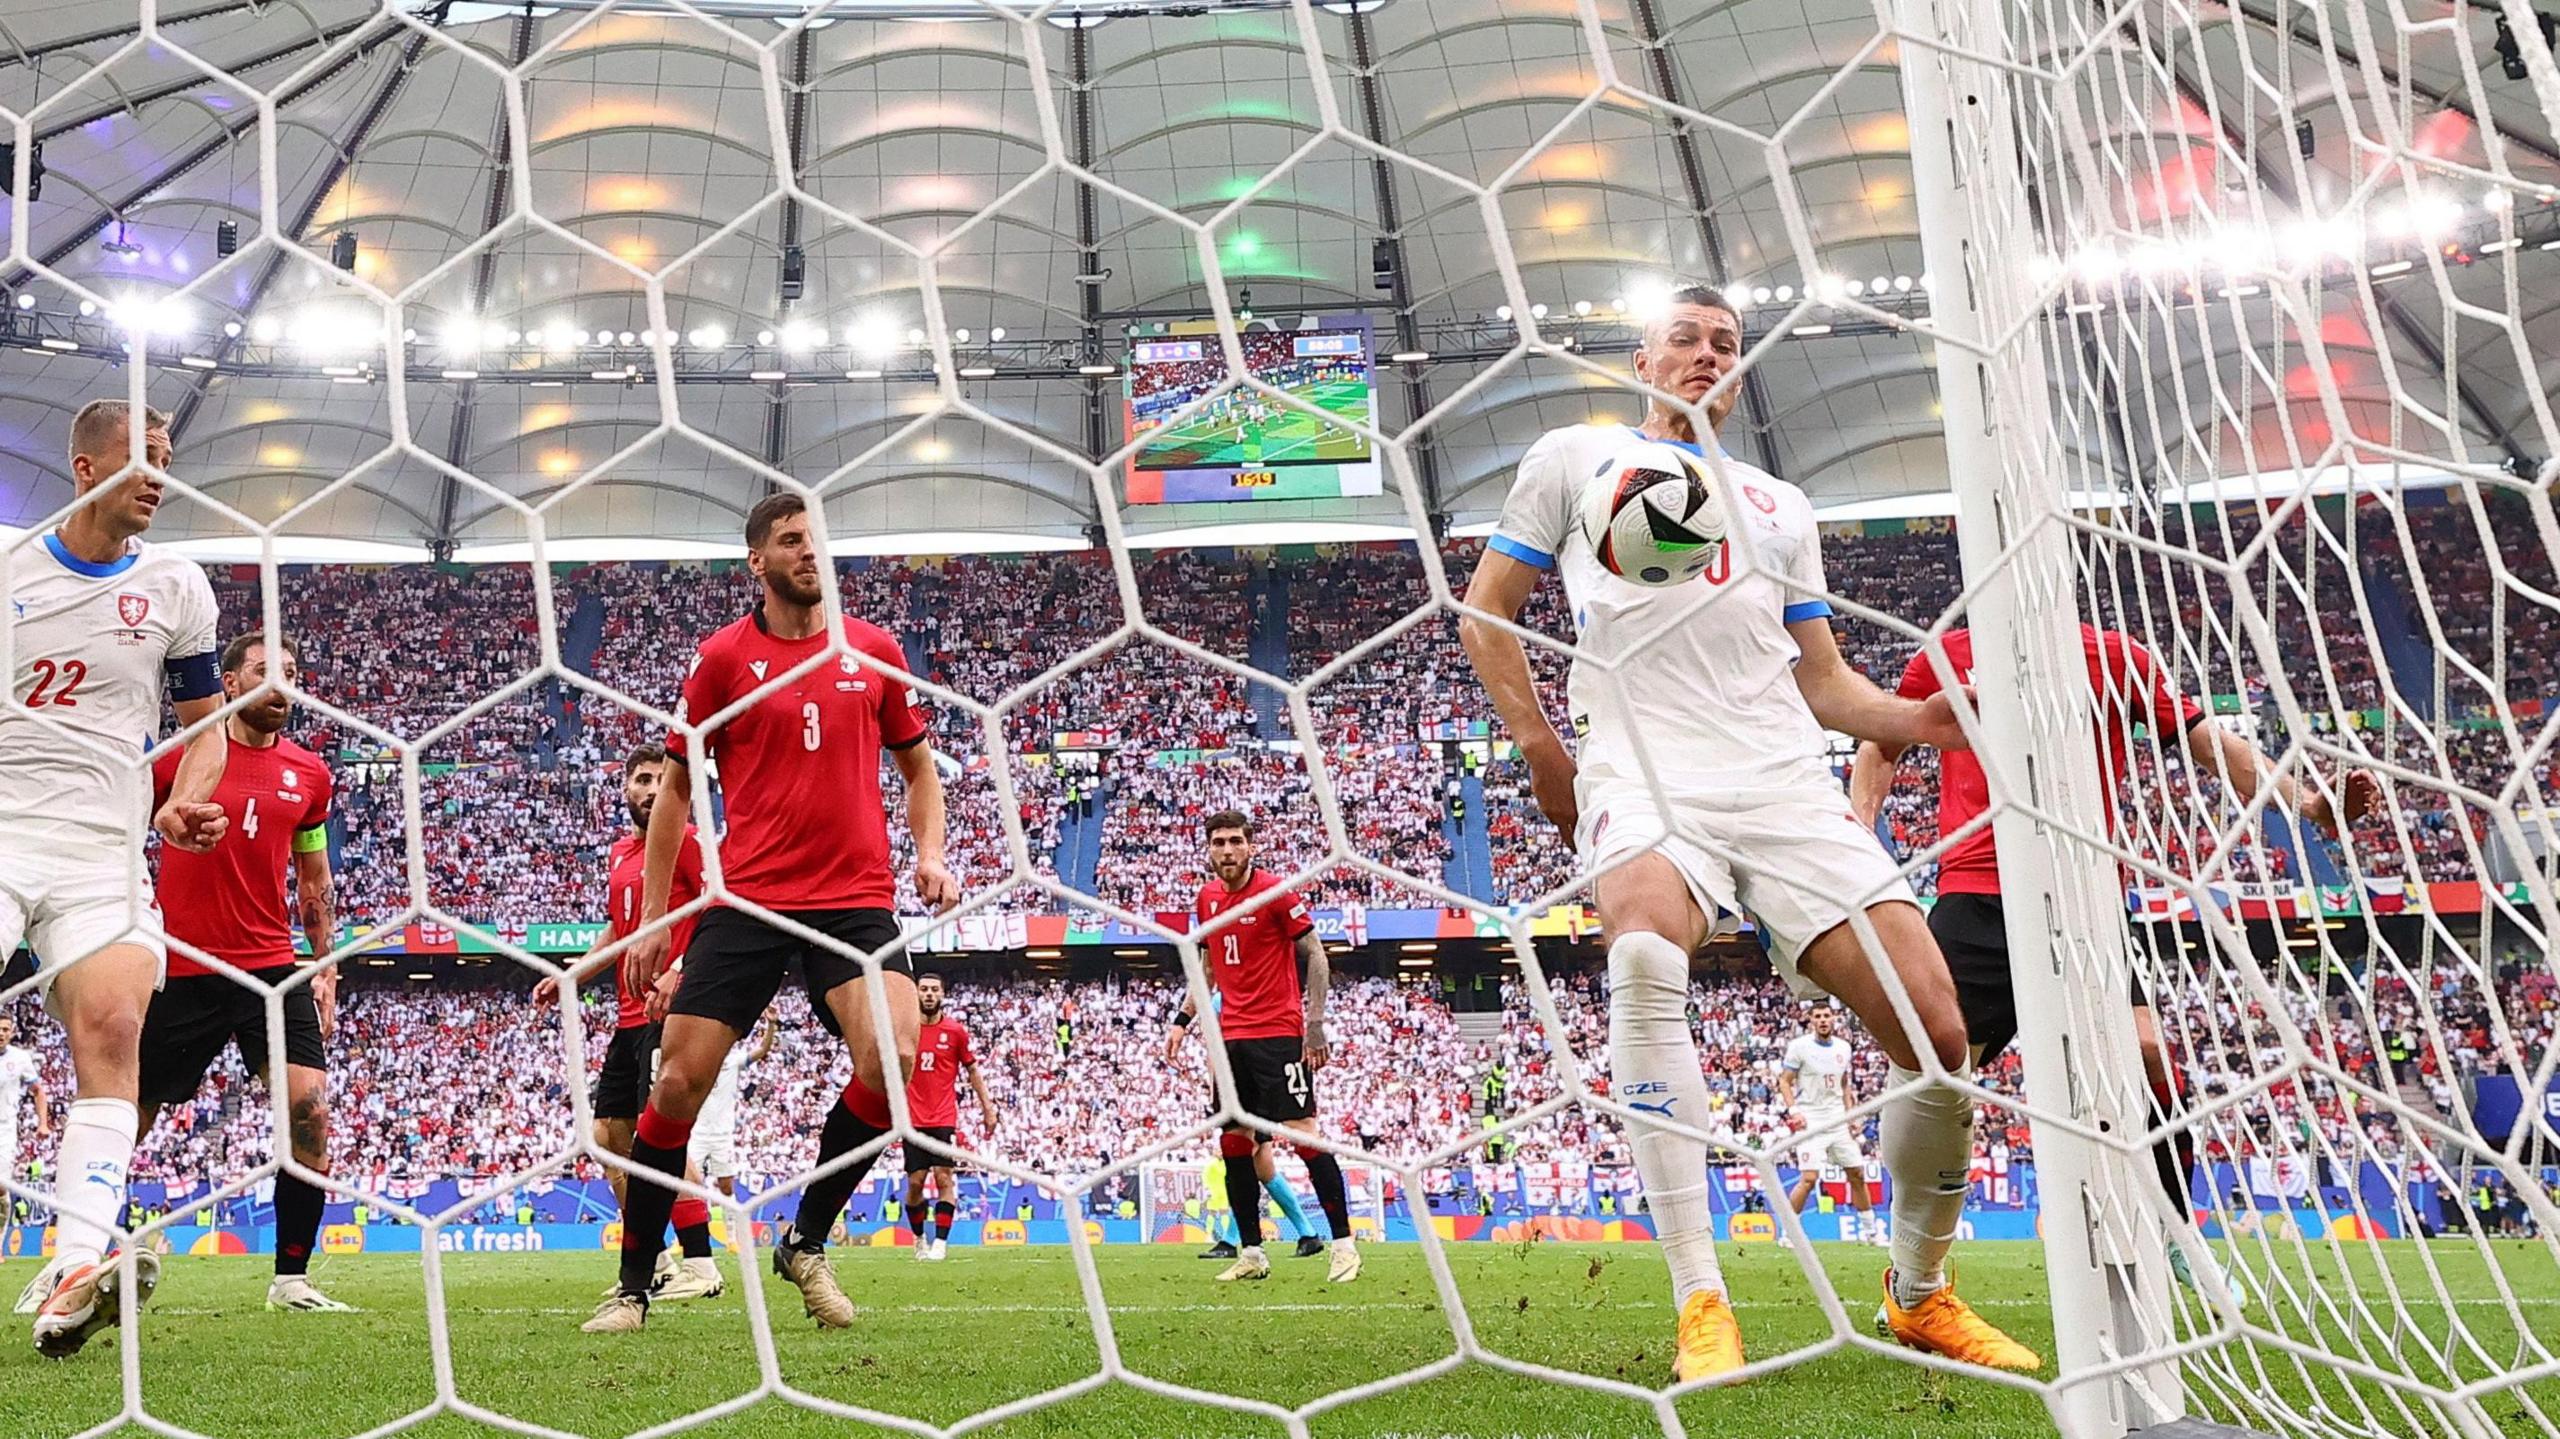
<box><xmin>153</xmin><ymin>736</ymin><xmax>332</xmax><ymax>977</ymax></box>
<box><xmin>604</xmin><ymin>826</ymin><xmax>706</xmax><ymax>1030</ymax></box>
<box><xmin>668</xmin><ymin>612</ymin><xmax>926</xmax><ymax>909</ymax></box>
<box><xmin>909</xmin><ymin>1016</ymin><xmax>976</xmax><ymax>1127</ymax></box>
<box><xmin>1194</xmin><ymin>868</ymin><xmax>1315</xmax><ymax>1041</ymax></box>
<box><xmin>1896</xmin><ymin>625</ymin><xmax>2204</xmax><ymax>896</ymax></box>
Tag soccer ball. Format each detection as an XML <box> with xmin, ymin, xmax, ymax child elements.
<box><xmin>1580</xmin><ymin>441</ymin><xmax>1728</xmax><ymax>586</ymax></box>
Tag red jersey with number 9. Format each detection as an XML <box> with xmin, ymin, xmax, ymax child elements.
<box><xmin>1194</xmin><ymin>868</ymin><xmax>1315</xmax><ymax>1041</ymax></box>
<box><xmin>604</xmin><ymin>825</ymin><xmax>706</xmax><ymax>1030</ymax></box>
<box><xmin>668</xmin><ymin>611</ymin><xmax>926</xmax><ymax>910</ymax></box>
<box><xmin>152</xmin><ymin>736</ymin><xmax>332</xmax><ymax>977</ymax></box>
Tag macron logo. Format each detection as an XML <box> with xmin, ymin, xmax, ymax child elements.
<box><xmin>748</xmin><ymin>660</ymin><xmax>769</xmax><ymax>681</ymax></box>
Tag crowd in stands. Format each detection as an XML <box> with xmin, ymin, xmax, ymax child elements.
<box><xmin>12</xmin><ymin>932</ymin><xmax>2554</xmax><ymax>1229</ymax></box>
<box><xmin>162</xmin><ymin>499</ymin><xmax>2548</xmax><ymax>945</ymax></box>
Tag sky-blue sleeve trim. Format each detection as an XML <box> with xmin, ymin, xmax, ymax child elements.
<box><xmin>1487</xmin><ymin>533</ymin><xmax>1555</xmax><ymax>571</ymax></box>
<box><xmin>45</xmin><ymin>532</ymin><xmax>138</xmax><ymax>578</ymax></box>
<box><xmin>1781</xmin><ymin>599</ymin><xmax>1833</xmax><ymax>623</ymax></box>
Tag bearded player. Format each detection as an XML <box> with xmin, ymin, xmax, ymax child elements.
<box><xmin>903</xmin><ymin>973</ymin><xmax>995</xmax><ymax>1261</ymax></box>
<box><xmin>1459</xmin><ymin>285</ymin><xmax>2036</xmax><ymax>1379</ymax></box>
<box><xmin>1778</xmin><ymin>1006</ymin><xmax>1883</xmax><ymax>1247</ymax></box>
<box><xmin>534</xmin><ymin>743</ymin><xmax>722</xmax><ymax>1303</ymax></box>
<box><xmin>1171</xmin><ymin>810</ymin><xmax>1359</xmax><ymax>1285</ymax></box>
<box><xmin>1850</xmin><ymin>622</ymin><xmax>2377</xmax><ymax>1303</ymax></box>
<box><xmin>125</xmin><ymin>635</ymin><xmax>350</xmax><ymax>1311</ymax></box>
<box><xmin>5</xmin><ymin>400</ymin><xmax>228</xmax><ymax>1357</ymax></box>
<box><xmin>586</xmin><ymin>492</ymin><xmax>956</xmax><ymax>1333</ymax></box>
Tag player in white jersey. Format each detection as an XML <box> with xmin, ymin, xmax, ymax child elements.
<box><xmin>3</xmin><ymin>401</ymin><xmax>231</xmax><ymax>1358</ymax></box>
<box><xmin>0</xmin><ymin>1013</ymin><xmax>51</xmax><ymax>1203</ymax></box>
<box><xmin>1779</xmin><ymin>1006</ymin><xmax>1884</xmax><ymax>1247</ymax></box>
<box><xmin>1459</xmin><ymin>285</ymin><xmax>2036</xmax><ymax>1379</ymax></box>
<box><xmin>689</xmin><ymin>1015</ymin><xmax>770</xmax><ymax>1199</ymax></box>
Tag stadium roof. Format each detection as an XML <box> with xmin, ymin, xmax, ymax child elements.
<box><xmin>0</xmin><ymin>0</ymin><xmax>2552</xmax><ymax>559</ymax></box>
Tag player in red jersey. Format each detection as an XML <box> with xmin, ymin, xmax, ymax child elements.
<box><xmin>1171</xmin><ymin>809</ymin><xmax>1359</xmax><ymax>1284</ymax></box>
<box><xmin>133</xmin><ymin>635</ymin><xmax>345</xmax><ymax>1311</ymax></box>
<box><xmin>533</xmin><ymin>744</ymin><xmax>723</xmax><ymax>1303</ymax></box>
<box><xmin>585</xmin><ymin>492</ymin><xmax>956</xmax><ymax>1334</ymax></box>
<box><xmin>1851</xmin><ymin>624</ymin><xmax>2375</xmax><ymax>1305</ymax></box>
<box><xmin>902</xmin><ymin>973</ymin><xmax>996</xmax><ymax>1261</ymax></box>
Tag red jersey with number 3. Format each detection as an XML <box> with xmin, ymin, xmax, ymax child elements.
<box><xmin>152</xmin><ymin>736</ymin><xmax>332</xmax><ymax>977</ymax></box>
<box><xmin>668</xmin><ymin>612</ymin><xmax>926</xmax><ymax>909</ymax></box>
<box><xmin>909</xmin><ymin>1015</ymin><xmax>976</xmax><ymax>1127</ymax></box>
<box><xmin>1194</xmin><ymin>868</ymin><xmax>1315</xmax><ymax>1041</ymax></box>
<box><xmin>604</xmin><ymin>825</ymin><xmax>707</xmax><ymax>1030</ymax></box>
<box><xmin>1896</xmin><ymin>625</ymin><xmax>2205</xmax><ymax>895</ymax></box>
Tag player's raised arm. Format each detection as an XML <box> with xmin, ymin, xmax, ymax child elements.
<box><xmin>1788</xmin><ymin>616</ymin><xmax>1971</xmax><ymax>755</ymax></box>
<box><xmin>2179</xmin><ymin>693</ymin><xmax>2378</xmax><ymax>836</ymax></box>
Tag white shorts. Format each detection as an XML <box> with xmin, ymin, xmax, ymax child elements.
<box><xmin>1793</xmin><ymin>1119</ymin><xmax>1865</xmax><ymax>1173</ymax></box>
<box><xmin>690</xmin><ymin>1075</ymin><xmax>742</xmax><ymax>1181</ymax></box>
<box><xmin>1575</xmin><ymin>773</ymin><xmax>1915</xmax><ymax>996</ymax></box>
<box><xmin>0</xmin><ymin>834</ymin><xmax>166</xmax><ymax>1010</ymax></box>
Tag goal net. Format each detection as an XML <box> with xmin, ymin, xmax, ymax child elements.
<box><xmin>0</xmin><ymin>1</ymin><xmax>2553</xmax><ymax>1438</ymax></box>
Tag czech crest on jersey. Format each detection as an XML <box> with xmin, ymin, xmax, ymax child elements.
<box><xmin>117</xmin><ymin>592</ymin><xmax>151</xmax><ymax>628</ymax></box>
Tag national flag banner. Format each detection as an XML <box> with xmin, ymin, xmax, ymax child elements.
<box><xmin>2362</xmin><ymin>876</ymin><xmax>2408</xmax><ymax>914</ymax></box>
<box><xmin>407</xmin><ymin>921</ymin><xmax>458</xmax><ymax>954</ymax></box>
<box><xmin>2318</xmin><ymin>886</ymin><xmax>2358</xmax><ymax>916</ymax></box>
<box><xmin>1720</xmin><ymin>1164</ymin><xmax>1761</xmax><ymax>1193</ymax></box>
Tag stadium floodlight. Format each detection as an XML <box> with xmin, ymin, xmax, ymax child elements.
<box><xmin>1622</xmin><ymin>276</ymin><xmax>1676</xmax><ymax>320</ymax></box>
<box><xmin>12</xmin><ymin>293</ymin><xmax>30</xmax><ymax>311</ymax></box>
<box><xmin>989</xmin><ymin>326</ymin><xmax>1006</xmax><ymax>342</ymax></box>
<box><xmin>754</xmin><ymin>328</ymin><xmax>776</xmax><ymax>346</ymax></box>
<box><xmin>76</xmin><ymin>299</ymin><xmax>97</xmax><ymax>316</ymax></box>
<box><xmin>1573</xmin><ymin>299</ymin><xmax>1593</xmax><ymax>315</ymax></box>
<box><xmin>687</xmin><ymin>325</ymin><xmax>728</xmax><ymax>349</ymax></box>
<box><xmin>848</xmin><ymin>312</ymin><xmax>899</xmax><ymax>360</ymax></box>
<box><xmin>780</xmin><ymin>321</ymin><xmax>824</xmax><ymax>353</ymax></box>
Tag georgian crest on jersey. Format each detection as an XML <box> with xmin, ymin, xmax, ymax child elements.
<box><xmin>282</xmin><ymin>767</ymin><xmax>301</xmax><ymax>790</ymax></box>
<box><xmin>117</xmin><ymin>592</ymin><xmax>150</xmax><ymax>628</ymax></box>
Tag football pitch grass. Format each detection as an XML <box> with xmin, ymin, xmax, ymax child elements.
<box><xmin>9</xmin><ymin>1240</ymin><xmax>2556</xmax><ymax>1439</ymax></box>
<box><xmin>1139</xmin><ymin>381</ymin><xmax>1373</xmax><ymax>469</ymax></box>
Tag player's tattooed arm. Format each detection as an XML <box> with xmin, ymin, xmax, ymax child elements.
<box><xmin>892</xmin><ymin>740</ymin><xmax>958</xmax><ymax>911</ymax></box>
<box><xmin>294</xmin><ymin>840</ymin><xmax>338</xmax><ymax>1035</ymax></box>
<box><xmin>1298</xmin><ymin>929</ymin><xmax>1331</xmax><ymax>1070</ymax></box>
<box><xmin>155</xmin><ymin>693</ymin><xmax>231</xmax><ymax>852</ymax></box>
<box><xmin>1786</xmin><ymin>617</ymin><xmax>1972</xmax><ymax>754</ymax></box>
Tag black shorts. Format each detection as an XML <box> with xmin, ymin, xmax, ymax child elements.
<box><xmin>592</xmin><ymin>1023</ymin><xmax>660</xmax><ymax>1121</ymax></box>
<box><xmin>903</xmin><ymin>1125</ymin><xmax>958</xmax><ymax>1173</ymax></box>
<box><xmin>669</xmin><ymin>906</ymin><xmax>909</xmax><ymax>1038</ymax></box>
<box><xmin>1217</xmin><ymin>1035</ymin><xmax>1315</xmax><ymax>1125</ymax></box>
<box><xmin>1929</xmin><ymin>893</ymin><xmax>2150</xmax><ymax>1068</ymax></box>
<box><xmin>138</xmin><ymin>972</ymin><xmax>325</xmax><ymax>1108</ymax></box>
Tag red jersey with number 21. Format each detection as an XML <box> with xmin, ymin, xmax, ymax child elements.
<box><xmin>1896</xmin><ymin>624</ymin><xmax>2204</xmax><ymax>896</ymax></box>
<box><xmin>153</xmin><ymin>736</ymin><xmax>332</xmax><ymax>977</ymax></box>
<box><xmin>604</xmin><ymin>826</ymin><xmax>706</xmax><ymax>1030</ymax></box>
<box><xmin>668</xmin><ymin>612</ymin><xmax>926</xmax><ymax>910</ymax></box>
<box><xmin>1194</xmin><ymin>868</ymin><xmax>1315</xmax><ymax>1041</ymax></box>
<box><xmin>909</xmin><ymin>1016</ymin><xmax>976</xmax><ymax>1127</ymax></box>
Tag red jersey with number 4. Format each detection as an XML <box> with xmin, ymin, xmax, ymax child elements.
<box><xmin>1194</xmin><ymin>869</ymin><xmax>1315</xmax><ymax>1041</ymax></box>
<box><xmin>668</xmin><ymin>612</ymin><xmax>926</xmax><ymax>910</ymax></box>
<box><xmin>1896</xmin><ymin>625</ymin><xmax>2205</xmax><ymax>896</ymax></box>
<box><xmin>153</xmin><ymin>736</ymin><xmax>333</xmax><ymax>977</ymax></box>
<box><xmin>603</xmin><ymin>826</ymin><xmax>707</xmax><ymax>1030</ymax></box>
<box><xmin>909</xmin><ymin>1016</ymin><xmax>976</xmax><ymax>1127</ymax></box>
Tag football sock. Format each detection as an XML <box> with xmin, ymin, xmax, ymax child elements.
<box><xmin>274</xmin><ymin>1171</ymin><xmax>325</xmax><ymax>1277</ymax></box>
<box><xmin>1883</xmin><ymin>1062</ymin><xmax>1974</xmax><ymax>1308</ymax></box>
<box><xmin>934</xmin><ymin>1201</ymin><xmax>955</xmax><ymax>1241</ymax></box>
<box><xmin>671</xmin><ymin>1196</ymin><xmax>713</xmax><ymax>1259</ymax></box>
<box><xmin>793</xmin><ymin>1079</ymin><xmax>889</xmax><ymax>1250</ymax></box>
<box><xmin>1220</xmin><ymin>1135</ymin><xmax>1264</xmax><ymax>1249</ymax></box>
<box><xmin>1210</xmin><ymin>1209</ymin><xmax>1235</xmax><ymax>1245</ymax></box>
<box><xmin>906</xmin><ymin>1201</ymin><xmax>929</xmax><ymax>1237</ymax></box>
<box><xmin>619</xmin><ymin>1104</ymin><xmax>694</xmax><ymax>1296</ymax></box>
<box><xmin>1608</xmin><ymin>932</ymin><xmax>1725</xmax><ymax>1307</ymax></box>
<box><xmin>1298</xmin><ymin>1149</ymin><xmax>1351</xmax><ymax>1241</ymax></box>
<box><xmin>1263</xmin><ymin>1174</ymin><xmax>1312</xmax><ymax>1240</ymax></box>
<box><xmin>51</xmin><ymin>1097</ymin><xmax>139</xmax><ymax>1271</ymax></box>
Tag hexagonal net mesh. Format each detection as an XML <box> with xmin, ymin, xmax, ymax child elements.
<box><xmin>0</xmin><ymin>1</ymin><xmax>2553</xmax><ymax>1438</ymax></box>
